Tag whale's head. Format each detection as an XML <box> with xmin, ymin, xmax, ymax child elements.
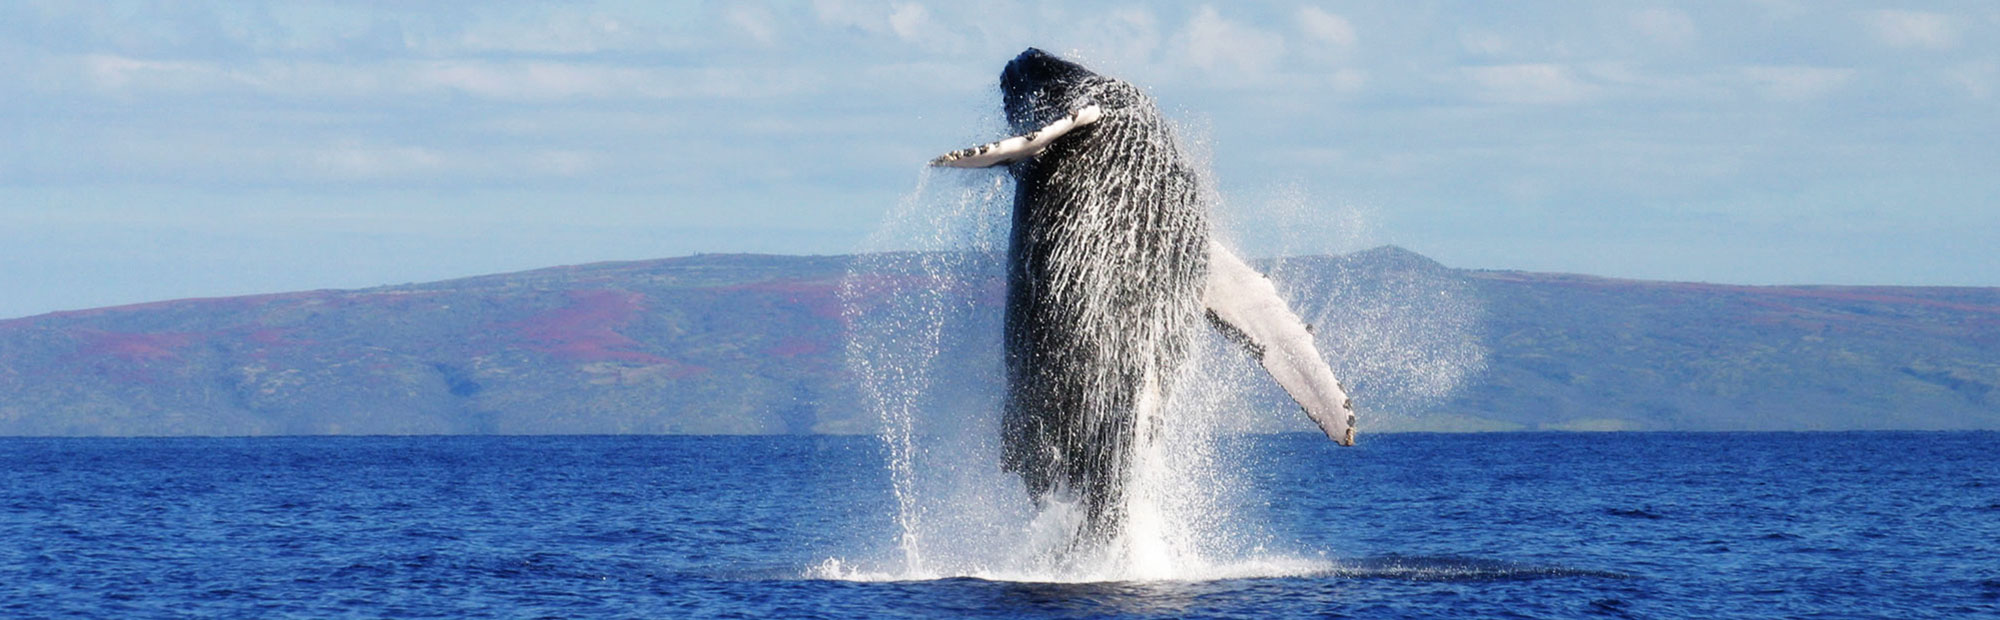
<box><xmin>1001</xmin><ymin>49</ymin><xmax>1107</xmax><ymax>133</ymax></box>
<box><xmin>930</xmin><ymin>49</ymin><xmax>1151</xmax><ymax>169</ymax></box>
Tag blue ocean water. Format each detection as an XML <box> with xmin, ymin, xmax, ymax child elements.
<box><xmin>2</xmin><ymin>432</ymin><xmax>1996</xmax><ymax>618</ymax></box>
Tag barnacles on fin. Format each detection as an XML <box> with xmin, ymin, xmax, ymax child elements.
<box><xmin>930</xmin><ymin>105</ymin><xmax>1103</xmax><ymax>168</ymax></box>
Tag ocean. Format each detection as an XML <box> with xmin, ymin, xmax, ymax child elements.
<box><xmin>2</xmin><ymin>432</ymin><xmax>1995</xmax><ymax>618</ymax></box>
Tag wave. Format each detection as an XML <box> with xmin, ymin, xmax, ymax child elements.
<box><xmin>804</xmin><ymin>554</ymin><xmax>1623</xmax><ymax>584</ymax></box>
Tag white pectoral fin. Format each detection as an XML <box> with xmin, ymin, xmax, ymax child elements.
<box><xmin>1203</xmin><ymin>242</ymin><xmax>1357</xmax><ymax>445</ymax></box>
<box><xmin>929</xmin><ymin>105</ymin><xmax>1103</xmax><ymax>168</ymax></box>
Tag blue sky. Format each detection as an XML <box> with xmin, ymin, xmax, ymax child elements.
<box><xmin>2</xmin><ymin>1</ymin><xmax>1995</xmax><ymax>318</ymax></box>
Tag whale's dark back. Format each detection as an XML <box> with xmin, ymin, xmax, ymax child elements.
<box><xmin>997</xmin><ymin>50</ymin><xmax>1209</xmax><ymax>543</ymax></box>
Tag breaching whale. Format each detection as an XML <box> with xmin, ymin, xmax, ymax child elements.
<box><xmin>931</xmin><ymin>49</ymin><xmax>1355</xmax><ymax>544</ymax></box>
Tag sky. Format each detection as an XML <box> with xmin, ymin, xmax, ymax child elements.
<box><xmin>2</xmin><ymin>1</ymin><xmax>1996</xmax><ymax>319</ymax></box>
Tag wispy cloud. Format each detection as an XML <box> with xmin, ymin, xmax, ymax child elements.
<box><xmin>887</xmin><ymin>3</ymin><xmax>931</xmax><ymax>42</ymax></box>
<box><xmin>1461</xmin><ymin>63</ymin><xmax>1598</xmax><ymax>104</ymax></box>
<box><xmin>1739</xmin><ymin>65</ymin><xmax>1854</xmax><ymax>101</ymax></box>
<box><xmin>64</xmin><ymin>54</ymin><xmax>827</xmax><ymax>101</ymax></box>
<box><xmin>310</xmin><ymin>141</ymin><xmax>603</xmax><ymax>181</ymax></box>
<box><xmin>1058</xmin><ymin>8</ymin><xmax>1162</xmax><ymax>76</ymax></box>
<box><xmin>1863</xmin><ymin>10</ymin><xmax>1957</xmax><ymax>50</ymax></box>
<box><xmin>1631</xmin><ymin>8</ymin><xmax>1697</xmax><ymax>48</ymax></box>
<box><xmin>1458</xmin><ymin>29</ymin><xmax>1532</xmax><ymax>60</ymax></box>
<box><xmin>78</xmin><ymin>54</ymin><xmax>229</xmax><ymax>92</ymax></box>
<box><xmin>4</xmin><ymin>0</ymin><xmax>2000</xmax><ymax>318</ymax></box>
<box><xmin>451</xmin><ymin>13</ymin><xmax>652</xmax><ymax>55</ymax></box>
<box><xmin>311</xmin><ymin>142</ymin><xmax>450</xmax><ymax>179</ymax></box>
<box><xmin>1175</xmin><ymin>6</ymin><xmax>1285</xmax><ymax>78</ymax></box>
<box><xmin>725</xmin><ymin>4</ymin><xmax>780</xmax><ymax>46</ymax></box>
<box><xmin>1945</xmin><ymin>61</ymin><xmax>1995</xmax><ymax>99</ymax></box>
<box><xmin>811</xmin><ymin>0</ymin><xmax>893</xmax><ymax>36</ymax></box>
<box><xmin>1296</xmin><ymin>7</ymin><xmax>1356</xmax><ymax>50</ymax></box>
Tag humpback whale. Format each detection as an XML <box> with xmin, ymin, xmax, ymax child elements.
<box><xmin>932</xmin><ymin>49</ymin><xmax>1355</xmax><ymax>545</ymax></box>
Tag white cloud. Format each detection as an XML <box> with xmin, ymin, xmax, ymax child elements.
<box><xmin>1570</xmin><ymin>61</ymin><xmax>1729</xmax><ymax>102</ymax></box>
<box><xmin>811</xmin><ymin>0</ymin><xmax>888</xmax><ymax>34</ymax></box>
<box><xmin>62</xmin><ymin>53</ymin><xmax>824</xmax><ymax>101</ymax></box>
<box><xmin>411</xmin><ymin>61</ymin><xmax>631</xmax><ymax>99</ymax></box>
<box><xmin>888</xmin><ymin>3</ymin><xmax>931</xmax><ymax>41</ymax></box>
<box><xmin>805</xmin><ymin>0</ymin><xmax>959</xmax><ymax>52</ymax></box>
<box><xmin>80</xmin><ymin>54</ymin><xmax>229</xmax><ymax>93</ymax></box>
<box><xmin>71</xmin><ymin>54</ymin><xmax>401</xmax><ymax>99</ymax></box>
<box><xmin>1945</xmin><ymin>61</ymin><xmax>1995</xmax><ymax>99</ymax></box>
<box><xmin>1</xmin><ymin>0</ymin><xmax>1996</xmax><ymax>323</ymax></box>
<box><xmin>1177</xmin><ymin>5</ymin><xmax>1285</xmax><ymax>76</ymax></box>
<box><xmin>306</xmin><ymin>141</ymin><xmax>604</xmax><ymax>181</ymax></box>
<box><xmin>1631</xmin><ymin>8</ymin><xmax>1697</xmax><ymax>47</ymax></box>
<box><xmin>529</xmin><ymin>149</ymin><xmax>600</xmax><ymax>177</ymax></box>
<box><xmin>313</xmin><ymin>142</ymin><xmax>448</xmax><ymax>179</ymax></box>
<box><xmin>1458</xmin><ymin>30</ymin><xmax>1515</xmax><ymax>58</ymax></box>
<box><xmin>1297</xmin><ymin>7</ymin><xmax>1356</xmax><ymax>49</ymax></box>
<box><xmin>885</xmin><ymin>2</ymin><xmax>966</xmax><ymax>52</ymax></box>
<box><xmin>1864</xmin><ymin>10</ymin><xmax>1957</xmax><ymax>50</ymax></box>
<box><xmin>1064</xmin><ymin>8</ymin><xmax>1163</xmax><ymax>76</ymax></box>
<box><xmin>857</xmin><ymin>61</ymin><xmax>989</xmax><ymax>94</ymax></box>
<box><xmin>452</xmin><ymin>11</ymin><xmax>656</xmax><ymax>55</ymax></box>
<box><xmin>405</xmin><ymin>60</ymin><xmax>827</xmax><ymax>100</ymax></box>
<box><xmin>1325</xmin><ymin>68</ymin><xmax>1367</xmax><ymax>93</ymax></box>
<box><xmin>1462</xmin><ymin>63</ymin><xmax>1597</xmax><ymax>104</ymax></box>
<box><xmin>725</xmin><ymin>5</ymin><xmax>779</xmax><ymax>46</ymax></box>
<box><xmin>1740</xmin><ymin>65</ymin><xmax>1854</xmax><ymax>101</ymax></box>
<box><xmin>1749</xmin><ymin>0</ymin><xmax>1808</xmax><ymax>20</ymax></box>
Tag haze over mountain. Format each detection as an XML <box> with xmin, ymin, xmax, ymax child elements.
<box><xmin>2</xmin><ymin>248</ymin><xmax>1995</xmax><ymax>436</ymax></box>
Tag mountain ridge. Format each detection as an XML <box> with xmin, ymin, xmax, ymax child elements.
<box><xmin>3</xmin><ymin>247</ymin><xmax>1995</xmax><ymax>436</ymax></box>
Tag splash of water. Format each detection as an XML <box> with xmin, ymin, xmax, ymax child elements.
<box><xmin>822</xmin><ymin>148</ymin><xmax>1485</xmax><ymax>585</ymax></box>
<box><xmin>1236</xmin><ymin>187</ymin><xmax>1489</xmax><ymax>427</ymax></box>
<box><xmin>824</xmin><ymin>171</ymin><xmax>1286</xmax><ymax>582</ymax></box>
<box><xmin>834</xmin><ymin>170</ymin><xmax>1016</xmax><ymax>577</ymax></box>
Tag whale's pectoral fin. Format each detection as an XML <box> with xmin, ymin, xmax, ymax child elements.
<box><xmin>930</xmin><ymin>105</ymin><xmax>1104</xmax><ymax>168</ymax></box>
<box><xmin>1203</xmin><ymin>242</ymin><xmax>1357</xmax><ymax>445</ymax></box>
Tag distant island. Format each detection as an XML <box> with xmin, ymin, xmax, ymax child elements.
<box><xmin>2</xmin><ymin>247</ymin><xmax>1996</xmax><ymax>436</ymax></box>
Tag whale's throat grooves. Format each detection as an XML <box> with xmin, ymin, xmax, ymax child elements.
<box><xmin>1000</xmin><ymin>79</ymin><xmax>1210</xmax><ymax>545</ymax></box>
